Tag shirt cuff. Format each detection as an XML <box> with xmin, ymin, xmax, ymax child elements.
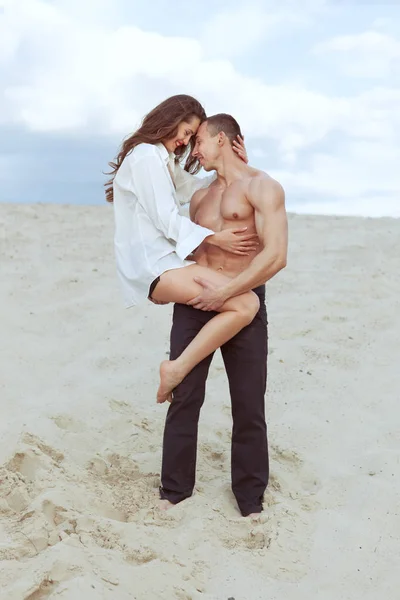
<box><xmin>175</xmin><ymin>227</ymin><xmax>214</xmax><ymax>261</ymax></box>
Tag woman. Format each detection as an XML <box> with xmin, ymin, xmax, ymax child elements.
<box><xmin>106</xmin><ymin>94</ymin><xmax>260</xmax><ymax>403</ymax></box>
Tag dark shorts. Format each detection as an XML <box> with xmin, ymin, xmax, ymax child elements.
<box><xmin>148</xmin><ymin>276</ymin><xmax>161</xmax><ymax>300</ymax></box>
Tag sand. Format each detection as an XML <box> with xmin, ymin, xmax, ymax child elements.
<box><xmin>0</xmin><ymin>203</ymin><xmax>399</xmax><ymax>599</ymax></box>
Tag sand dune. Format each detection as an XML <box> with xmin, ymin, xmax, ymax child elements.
<box><xmin>1</xmin><ymin>204</ymin><xmax>399</xmax><ymax>599</ymax></box>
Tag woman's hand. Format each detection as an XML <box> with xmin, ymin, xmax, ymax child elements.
<box><xmin>232</xmin><ymin>135</ymin><xmax>248</xmax><ymax>164</ymax></box>
<box><xmin>208</xmin><ymin>227</ymin><xmax>259</xmax><ymax>256</ymax></box>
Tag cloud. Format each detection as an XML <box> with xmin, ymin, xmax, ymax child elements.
<box><xmin>1</xmin><ymin>0</ymin><xmax>338</xmax><ymax>144</ymax></box>
<box><xmin>1</xmin><ymin>2</ymin><xmax>391</xmax><ymax>151</ymax></box>
<box><xmin>1</xmin><ymin>0</ymin><xmax>205</xmax><ymax>132</ymax></box>
<box><xmin>0</xmin><ymin>0</ymin><xmax>399</xmax><ymax>217</ymax></box>
<box><xmin>313</xmin><ymin>31</ymin><xmax>400</xmax><ymax>78</ymax></box>
<box><xmin>200</xmin><ymin>3</ymin><xmax>310</xmax><ymax>58</ymax></box>
<box><xmin>271</xmin><ymin>132</ymin><xmax>400</xmax><ymax>218</ymax></box>
<box><xmin>276</xmin><ymin>138</ymin><xmax>400</xmax><ymax>197</ymax></box>
<box><xmin>252</xmin><ymin>148</ymin><xmax>269</xmax><ymax>158</ymax></box>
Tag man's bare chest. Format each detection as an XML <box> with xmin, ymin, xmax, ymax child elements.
<box><xmin>193</xmin><ymin>185</ymin><xmax>253</xmax><ymax>231</ymax></box>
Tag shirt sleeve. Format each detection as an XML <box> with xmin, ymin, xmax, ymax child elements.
<box><xmin>130</xmin><ymin>155</ymin><xmax>215</xmax><ymax>261</ymax></box>
<box><xmin>174</xmin><ymin>166</ymin><xmax>217</xmax><ymax>206</ymax></box>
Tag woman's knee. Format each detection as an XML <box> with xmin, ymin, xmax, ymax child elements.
<box><xmin>235</xmin><ymin>291</ymin><xmax>260</xmax><ymax>324</ymax></box>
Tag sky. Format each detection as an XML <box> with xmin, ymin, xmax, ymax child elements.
<box><xmin>1</xmin><ymin>0</ymin><xmax>399</xmax><ymax>217</ymax></box>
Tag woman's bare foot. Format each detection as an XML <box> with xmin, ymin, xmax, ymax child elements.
<box><xmin>157</xmin><ymin>360</ymin><xmax>185</xmax><ymax>403</ymax></box>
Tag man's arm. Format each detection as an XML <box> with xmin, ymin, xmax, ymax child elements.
<box><xmin>189</xmin><ymin>177</ymin><xmax>288</xmax><ymax>310</ymax></box>
<box><xmin>222</xmin><ymin>177</ymin><xmax>287</xmax><ymax>297</ymax></box>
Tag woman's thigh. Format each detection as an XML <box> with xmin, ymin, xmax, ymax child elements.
<box><xmin>151</xmin><ymin>265</ymin><xmax>232</xmax><ymax>306</ymax></box>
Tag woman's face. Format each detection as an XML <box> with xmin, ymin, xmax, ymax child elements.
<box><xmin>163</xmin><ymin>116</ymin><xmax>201</xmax><ymax>153</ymax></box>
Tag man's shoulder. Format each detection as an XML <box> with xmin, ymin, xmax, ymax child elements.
<box><xmin>248</xmin><ymin>168</ymin><xmax>281</xmax><ymax>187</ymax></box>
<box><xmin>231</xmin><ymin>168</ymin><xmax>282</xmax><ymax>191</ymax></box>
<box><xmin>243</xmin><ymin>170</ymin><xmax>284</xmax><ymax>208</ymax></box>
<box><xmin>247</xmin><ymin>169</ymin><xmax>284</xmax><ymax>195</ymax></box>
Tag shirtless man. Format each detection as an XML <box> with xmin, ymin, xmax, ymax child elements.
<box><xmin>159</xmin><ymin>114</ymin><xmax>288</xmax><ymax>518</ymax></box>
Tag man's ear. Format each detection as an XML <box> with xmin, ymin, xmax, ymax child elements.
<box><xmin>217</xmin><ymin>131</ymin><xmax>226</xmax><ymax>146</ymax></box>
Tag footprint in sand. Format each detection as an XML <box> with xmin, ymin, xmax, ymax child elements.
<box><xmin>1</xmin><ymin>445</ymin><xmax>54</xmax><ymax>515</ymax></box>
<box><xmin>3</xmin><ymin>559</ymin><xmax>84</xmax><ymax>599</ymax></box>
<box><xmin>108</xmin><ymin>398</ymin><xmax>131</xmax><ymax>414</ymax></box>
<box><xmin>212</xmin><ymin>498</ymin><xmax>275</xmax><ymax>553</ymax></box>
<box><xmin>22</xmin><ymin>577</ymin><xmax>59</xmax><ymax>600</ymax></box>
<box><xmin>18</xmin><ymin>433</ymin><xmax>64</xmax><ymax>465</ymax></box>
<box><xmin>51</xmin><ymin>414</ymin><xmax>85</xmax><ymax>433</ymax></box>
<box><xmin>6</xmin><ymin>448</ymin><xmax>45</xmax><ymax>483</ymax></box>
<box><xmin>271</xmin><ymin>444</ymin><xmax>321</xmax><ymax>499</ymax></box>
<box><xmin>0</xmin><ymin>467</ymin><xmax>33</xmax><ymax>513</ymax></box>
<box><xmin>1</xmin><ymin>486</ymin><xmax>81</xmax><ymax>561</ymax></box>
<box><xmin>206</xmin><ymin>446</ymin><xmax>321</xmax><ymax>582</ymax></box>
<box><xmin>1</xmin><ymin>434</ymin><xmax>66</xmax><ymax>514</ymax></box>
<box><xmin>200</xmin><ymin>442</ymin><xmax>227</xmax><ymax>465</ymax></box>
<box><xmin>87</xmin><ymin>452</ymin><xmax>159</xmax><ymax>522</ymax></box>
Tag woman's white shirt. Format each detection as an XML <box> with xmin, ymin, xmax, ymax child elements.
<box><xmin>113</xmin><ymin>142</ymin><xmax>216</xmax><ymax>307</ymax></box>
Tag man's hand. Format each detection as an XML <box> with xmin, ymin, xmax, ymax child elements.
<box><xmin>187</xmin><ymin>277</ymin><xmax>228</xmax><ymax>311</ymax></box>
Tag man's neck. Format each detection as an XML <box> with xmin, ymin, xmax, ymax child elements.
<box><xmin>214</xmin><ymin>153</ymin><xmax>250</xmax><ymax>187</ymax></box>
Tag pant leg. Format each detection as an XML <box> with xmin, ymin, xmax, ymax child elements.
<box><xmin>220</xmin><ymin>286</ymin><xmax>269</xmax><ymax>516</ymax></box>
<box><xmin>160</xmin><ymin>303</ymin><xmax>215</xmax><ymax>504</ymax></box>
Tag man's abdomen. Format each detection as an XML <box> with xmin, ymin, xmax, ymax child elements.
<box><xmin>194</xmin><ymin>243</ymin><xmax>262</xmax><ymax>279</ymax></box>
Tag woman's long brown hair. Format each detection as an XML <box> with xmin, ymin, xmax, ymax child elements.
<box><xmin>104</xmin><ymin>94</ymin><xmax>207</xmax><ymax>203</ymax></box>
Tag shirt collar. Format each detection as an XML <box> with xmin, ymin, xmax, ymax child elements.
<box><xmin>156</xmin><ymin>142</ymin><xmax>173</xmax><ymax>165</ymax></box>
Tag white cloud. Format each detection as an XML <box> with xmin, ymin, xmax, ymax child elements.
<box><xmin>372</xmin><ymin>18</ymin><xmax>392</xmax><ymax>30</ymax></box>
<box><xmin>1</xmin><ymin>0</ymin><xmax>399</xmax><ymax>217</ymax></box>
<box><xmin>313</xmin><ymin>31</ymin><xmax>400</xmax><ymax>78</ymax></box>
<box><xmin>0</xmin><ymin>0</ymin><xmax>383</xmax><ymax>149</ymax></box>
<box><xmin>273</xmin><ymin>136</ymin><xmax>400</xmax><ymax>218</ymax></box>
<box><xmin>201</xmin><ymin>4</ymin><xmax>309</xmax><ymax>58</ymax></box>
<box><xmin>252</xmin><ymin>148</ymin><xmax>268</xmax><ymax>158</ymax></box>
<box><xmin>0</xmin><ymin>0</ymin><xmax>332</xmax><ymax>138</ymax></box>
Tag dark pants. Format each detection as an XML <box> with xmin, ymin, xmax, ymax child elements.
<box><xmin>159</xmin><ymin>285</ymin><xmax>269</xmax><ymax>516</ymax></box>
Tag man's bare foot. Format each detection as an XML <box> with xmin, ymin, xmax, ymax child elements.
<box><xmin>247</xmin><ymin>512</ymin><xmax>262</xmax><ymax>521</ymax></box>
<box><xmin>158</xmin><ymin>499</ymin><xmax>174</xmax><ymax>511</ymax></box>
<box><xmin>157</xmin><ymin>360</ymin><xmax>184</xmax><ymax>403</ymax></box>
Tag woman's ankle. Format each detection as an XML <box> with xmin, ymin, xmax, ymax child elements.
<box><xmin>172</xmin><ymin>357</ymin><xmax>192</xmax><ymax>380</ymax></box>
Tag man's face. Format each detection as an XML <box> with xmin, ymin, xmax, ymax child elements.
<box><xmin>192</xmin><ymin>122</ymin><xmax>220</xmax><ymax>171</ymax></box>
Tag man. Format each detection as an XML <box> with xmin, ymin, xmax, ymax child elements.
<box><xmin>159</xmin><ymin>114</ymin><xmax>288</xmax><ymax>518</ymax></box>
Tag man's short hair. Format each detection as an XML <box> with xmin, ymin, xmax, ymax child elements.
<box><xmin>206</xmin><ymin>113</ymin><xmax>242</xmax><ymax>144</ymax></box>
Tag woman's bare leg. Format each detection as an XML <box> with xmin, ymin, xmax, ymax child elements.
<box><xmin>150</xmin><ymin>265</ymin><xmax>260</xmax><ymax>403</ymax></box>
